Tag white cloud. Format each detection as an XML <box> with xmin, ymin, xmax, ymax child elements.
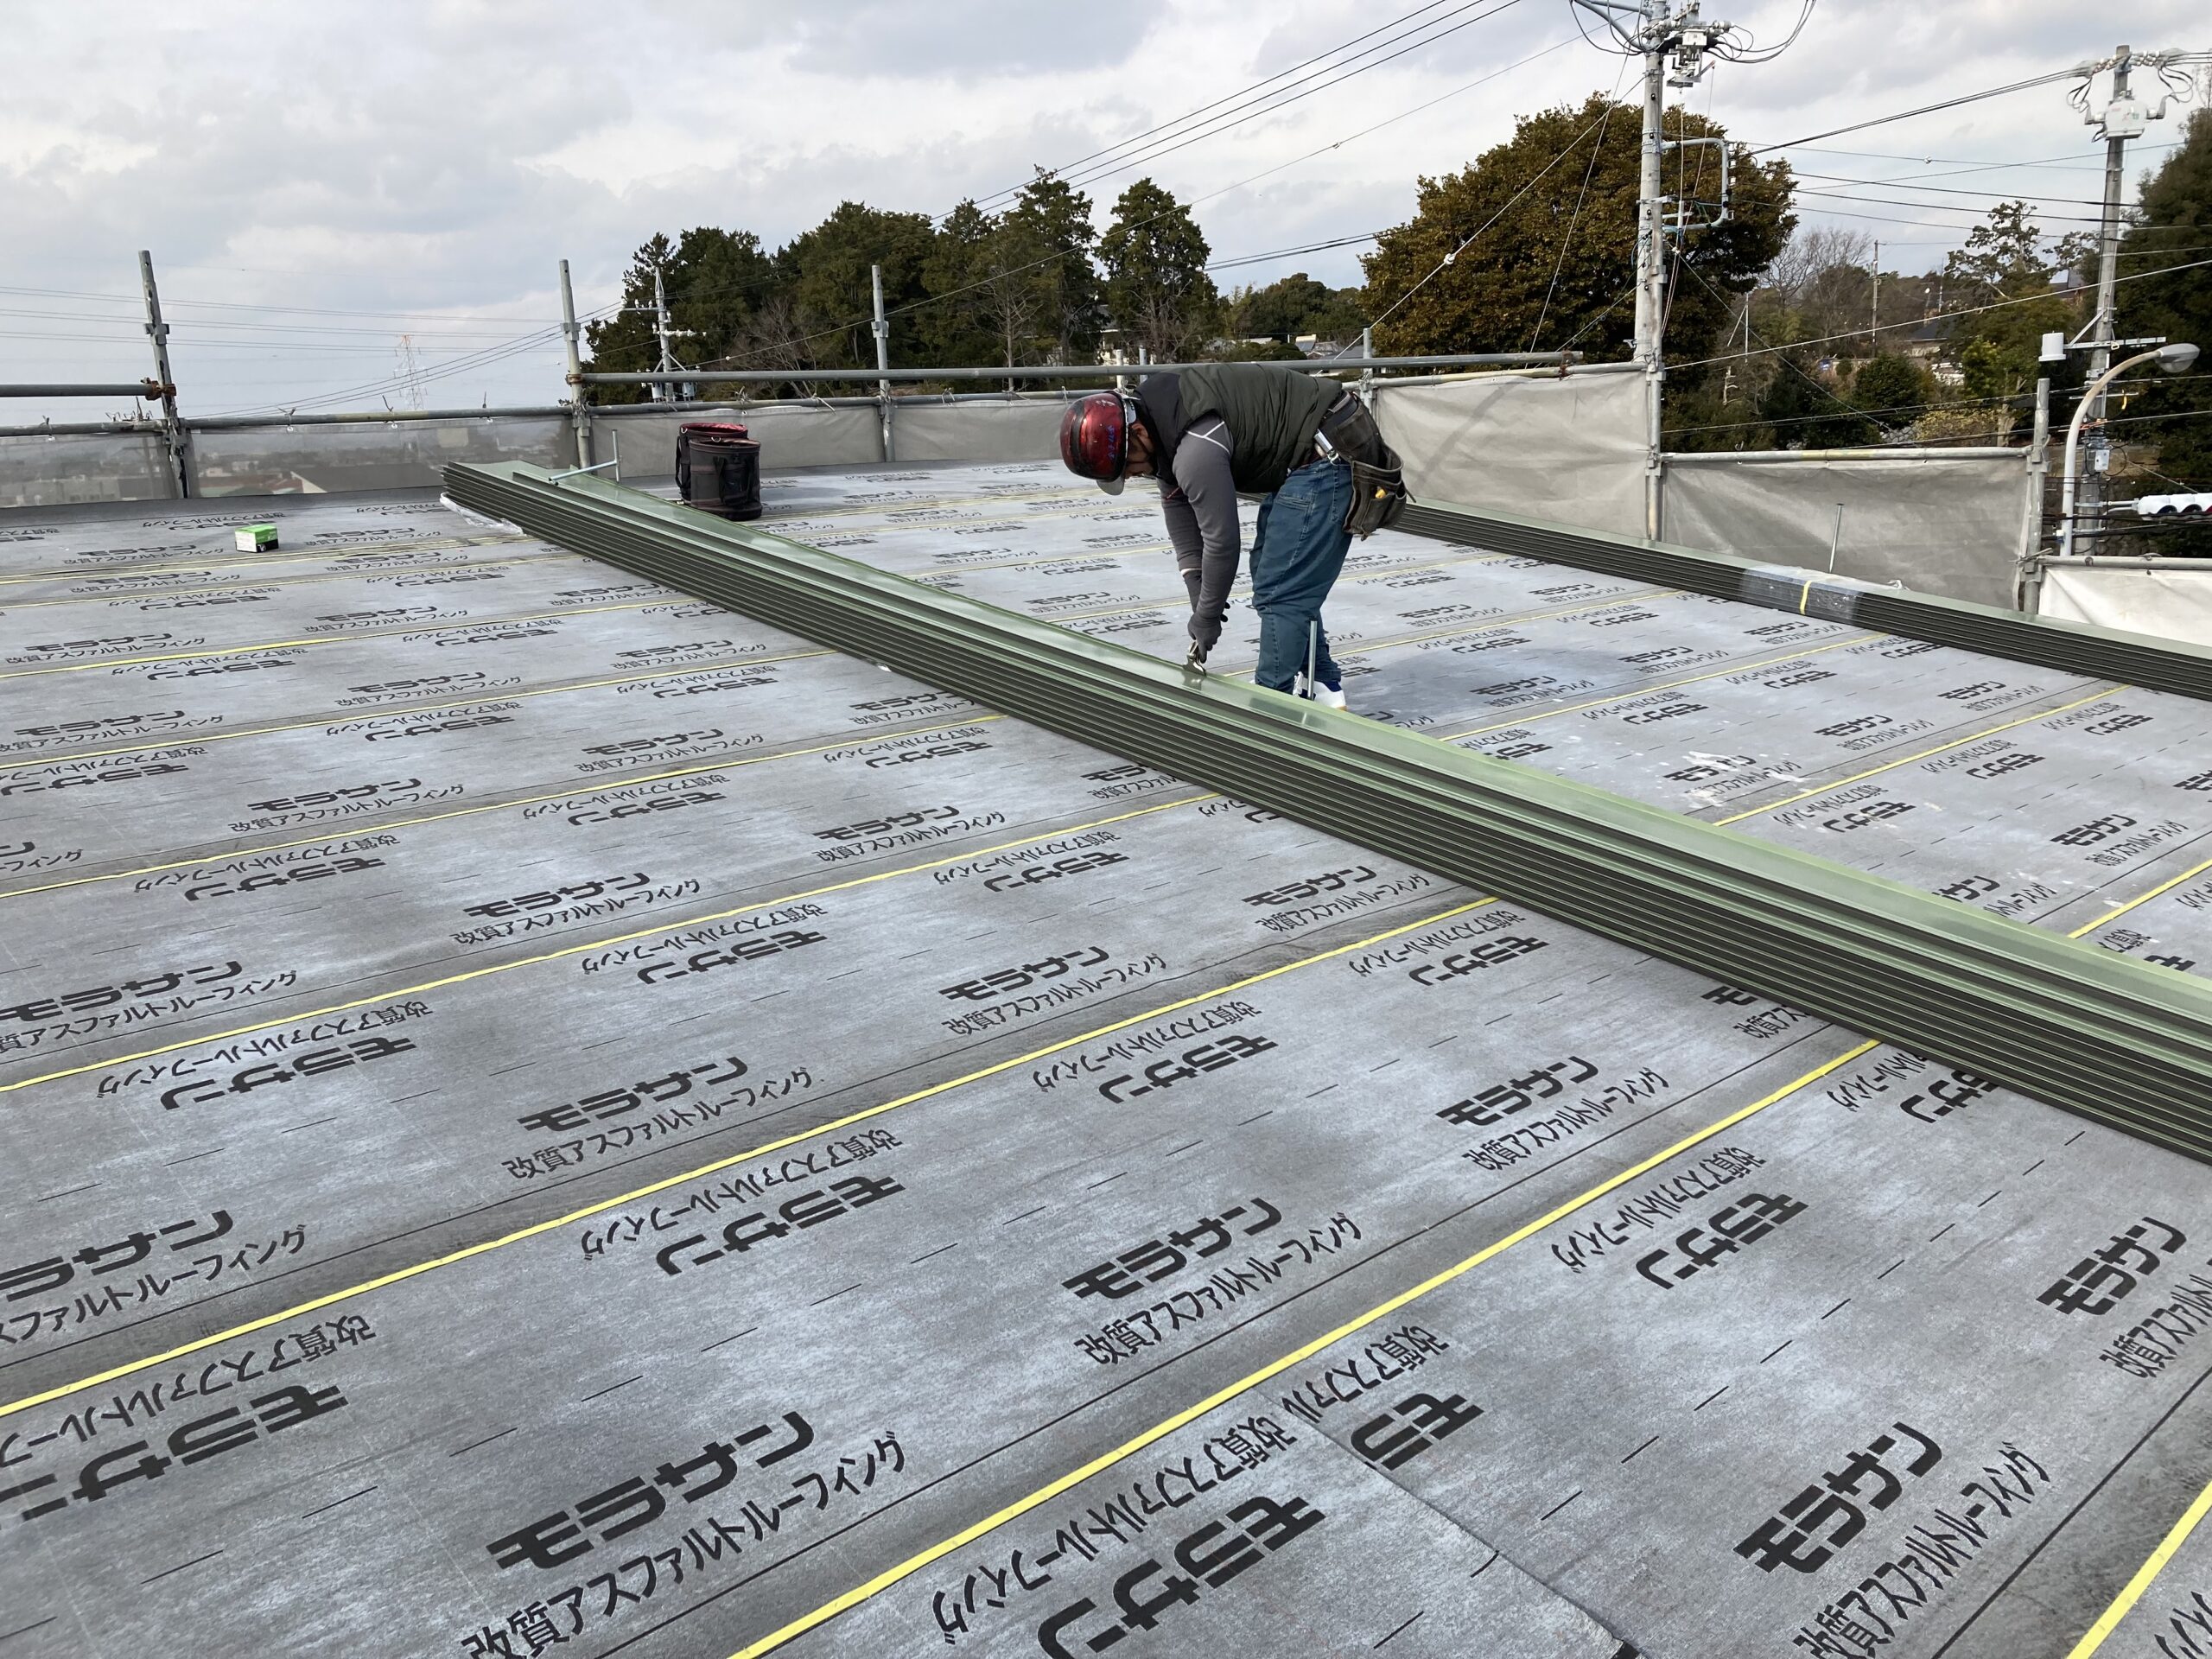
<box><xmin>0</xmin><ymin>0</ymin><xmax>2202</xmax><ymax>418</ymax></box>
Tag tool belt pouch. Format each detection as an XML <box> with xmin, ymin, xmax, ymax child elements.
<box><xmin>1344</xmin><ymin>454</ymin><xmax>1410</xmax><ymax>537</ymax></box>
<box><xmin>1324</xmin><ymin>397</ymin><xmax>1412</xmax><ymax>538</ymax></box>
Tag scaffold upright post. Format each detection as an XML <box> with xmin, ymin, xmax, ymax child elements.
<box><xmin>872</xmin><ymin>263</ymin><xmax>893</xmax><ymax>463</ymax></box>
<box><xmin>137</xmin><ymin>250</ymin><xmax>189</xmax><ymax>498</ymax></box>
<box><xmin>560</xmin><ymin>258</ymin><xmax>594</xmax><ymax>469</ymax></box>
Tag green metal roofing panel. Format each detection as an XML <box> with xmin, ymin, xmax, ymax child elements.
<box><xmin>447</xmin><ymin>460</ymin><xmax>2212</xmax><ymax>1160</ymax></box>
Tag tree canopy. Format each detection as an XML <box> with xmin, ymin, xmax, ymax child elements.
<box><xmin>1100</xmin><ymin>178</ymin><xmax>1222</xmax><ymax>362</ymax></box>
<box><xmin>582</xmin><ymin>174</ymin><xmax>1141</xmax><ymax>394</ymax></box>
<box><xmin>1224</xmin><ymin>272</ymin><xmax>1363</xmax><ymax>346</ymax></box>
<box><xmin>1360</xmin><ymin>94</ymin><xmax>1794</xmax><ymax>372</ymax></box>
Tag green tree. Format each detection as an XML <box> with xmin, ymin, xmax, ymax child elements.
<box><xmin>2117</xmin><ymin>106</ymin><xmax>2212</xmax><ymax>540</ymax></box>
<box><xmin>1851</xmin><ymin>353</ymin><xmax>1936</xmax><ymax>429</ymax></box>
<box><xmin>781</xmin><ymin>201</ymin><xmax>939</xmax><ymax>372</ymax></box>
<box><xmin>582</xmin><ymin>226</ymin><xmax>791</xmax><ymax>402</ymax></box>
<box><xmin>1224</xmin><ymin>272</ymin><xmax>1364</xmax><ymax>346</ymax></box>
<box><xmin>1754</xmin><ymin>348</ymin><xmax>1874</xmax><ymax>448</ymax></box>
<box><xmin>1942</xmin><ymin>201</ymin><xmax>2050</xmax><ymax>303</ymax></box>
<box><xmin>1100</xmin><ymin>178</ymin><xmax>1221</xmax><ymax>361</ymax></box>
<box><xmin>1361</xmin><ymin>92</ymin><xmax>1794</xmax><ymax>404</ymax></box>
<box><xmin>1003</xmin><ymin>171</ymin><xmax>1105</xmax><ymax>365</ymax></box>
<box><xmin>667</xmin><ymin>226</ymin><xmax>779</xmax><ymax>364</ymax></box>
<box><xmin>1211</xmin><ymin>339</ymin><xmax>1312</xmax><ymax>361</ymax></box>
<box><xmin>918</xmin><ymin>200</ymin><xmax>1004</xmax><ymax>368</ymax></box>
<box><xmin>1936</xmin><ymin>200</ymin><xmax>2079</xmax><ymax>418</ymax></box>
<box><xmin>920</xmin><ymin>200</ymin><xmax>1056</xmax><ymax>378</ymax></box>
<box><xmin>581</xmin><ymin>232</ymin><xmax>676</xmax><ymax>406</ymax></box>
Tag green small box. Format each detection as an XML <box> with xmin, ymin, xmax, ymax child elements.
<box><xmin>234</xmin><ymin>524</ymin><xmax>279</xmax><ymax>552</ymax></box>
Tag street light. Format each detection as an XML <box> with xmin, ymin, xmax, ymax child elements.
<box><xmin>2059</xmin><ymin>340</ymin><xmax>2201</xmax><ymax>556</ymax></box>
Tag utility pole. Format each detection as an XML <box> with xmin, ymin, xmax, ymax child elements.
<box><xmin>652</xmin><ymin>264</ymin><xmax>677</xmax><ymax>404</ymax></box>
<box><xmin>871</xmin><ymin>263</ymin><xmax>893</xmax><ymax>463</ymax></box>
<box><xmin>622</xmin><ymin>263</ymin><xmax>686</xmax><ymax>405</ymax></box>
<box><xmin>559</xmin><ymin>258</ymin><xmax>593</xmax><ymax>469</ymax></box>
<box><xmin>2070</xmin><ymin>43</ymin><xmax>2194</xmax><ymax>537</ymax></box>
<box><xmin>137</xmin><ymin>250</ymin><xmax>189</xmax><ymax>499</ymax></box>
<box><xmin>1870</xmin><ymin>240</ymin><xmax>1880</xmax><ymax>340</ymax></box>
<box><xmin>2081</xmin><ymin>45</ymin><xmax>2134</xmax><ymax>533</ymax></box>
<box><xmin>1631</xmin><ymin>0</ymin><xmax>1670</xmax><ymax>538</ymax></box>
<box><xmin>1623</xmin><ymin>0</ymin><xmax>1730</xmax><ymax>537</ymax></box>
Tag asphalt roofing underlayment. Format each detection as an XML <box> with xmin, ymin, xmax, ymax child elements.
<box><xmin>2</xmin><ymin>464</ymin><xmax>2212</xmax><ymax>1657</ymax></box>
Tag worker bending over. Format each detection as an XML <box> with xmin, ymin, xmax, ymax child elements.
<box><xmin>1058</xmin><ymin>362</ymin><xmax>1403</xmax><ymax>706</ymax></box>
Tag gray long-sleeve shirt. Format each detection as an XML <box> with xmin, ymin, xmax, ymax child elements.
<box><xmin>1159</xmin><ymin>414</ymin><xmax>1241</xmax><ymax>620</ymax></box>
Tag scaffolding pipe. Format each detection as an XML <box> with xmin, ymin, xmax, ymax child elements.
<box><xmin>0</xmin><ymin>406</ymin><xmax>575</xmax><ymax>442</ymax></box>
<box><xmin>579</xmin><ymin>353</ymin><xmax>1580</xmax><ymax>385</ymax></box>
<box><xmin>2037</xmin><ymin>556</ymin><xmax>2212</xmax><ymax>571</ymax></box>
<box><xmin>1662</xmin><ymin>447</ymin><xmax>2024</xmax><ymax>463</ymax></box>
<box><xmin>184</xmin><ymin>405</ymin><xmax>571</xmax><ymax>433</ymax></box>
<box><xmin>871</xmin><ymin>263</ymin><xmax>893</xmax><ymax>463</ymax></box>
<box><xmin>0</xmin><ymin>383</ymin><xmax>165</xmax><ymax>400</ymax></box>
<box><xmin>0</xmin><ymin>420</ymin><xmax>163</xmax><ymax>439</ymax></box>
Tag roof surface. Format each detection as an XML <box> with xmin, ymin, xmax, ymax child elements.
<box><xmin>1</xmin><ymin>462</ymin><xmax>2209</xmax><ymax>1657</ymax></box>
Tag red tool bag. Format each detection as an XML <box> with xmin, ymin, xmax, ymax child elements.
<box><xmin>676</xmin><ymin>422</ymin><xmax>762</xmax><ymax>521</ymax></box>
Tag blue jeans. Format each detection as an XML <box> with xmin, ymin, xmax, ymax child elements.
<box><xmin>1251</xmin><ymin>459</ymin><xmax>1353</xmax><ymax>693</ymax></box>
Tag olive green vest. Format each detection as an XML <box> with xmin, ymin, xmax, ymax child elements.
<box><xmin>1176</xmin><ymin>364</ymin><xmax>1340</xmax><ymax>495</ymax></box>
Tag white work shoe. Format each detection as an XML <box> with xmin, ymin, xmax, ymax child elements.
<box><xmin>1312</xmin><ymin>683</ymin><xmax>1348</xmax><ymax>711</ymax></box>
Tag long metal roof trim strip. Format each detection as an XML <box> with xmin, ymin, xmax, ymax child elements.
<box><xmin>444</xmin><ymin>459</ymin><xmax>2212</xmax><ymax>1160</ymax></box>
<box><xmin>1396</xmin><ymin>497</ymin><xmax>2212</xmax><ymax>703</ymax></box>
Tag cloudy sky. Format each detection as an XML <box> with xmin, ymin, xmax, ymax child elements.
<box><xmin>3</xmin><ymin>0</ymin><xmax>2204</xmax><ymax>423</ymax></box>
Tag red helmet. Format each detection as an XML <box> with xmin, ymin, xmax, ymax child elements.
<box><xmin>1060</xmin><ymin>393</ymin><xmax>1130</xmax><ymax>494</ymax></box>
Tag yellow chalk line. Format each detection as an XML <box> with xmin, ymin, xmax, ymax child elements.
<box><xmin>727</xmin><ymin>1036</ymin><xmax>1883</xmax><ymax>1656</ymax></box>
<box><xmin>0</xmin><ymin>896</ymin><xmax>1495</xmax><ymax>1422</ymax></box>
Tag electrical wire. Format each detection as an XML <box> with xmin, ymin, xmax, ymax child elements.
<box><xmin>1038</xmin><ymin>0</ymin><xmax>1530</xmax><ymax>200</ymax></box>
<box><xmin>1553</xmin><ymin>277</ymin><xmax>1639</xmax><ymax>353</ymax></box>
<box><xmin>1567</xmin><ymin>0</ymin><xmax>1815</xmax><ymax>65</ymax></box>
<box><xmin>200</xmin><ymin>312</ymin><xmax>597</xmax><ymax>418</ymax></box>
<box><xmin>1671</xmin><ymin>253</ymin><xmax>2212</xmax><ymax>374</ymax></box>
<box><xmin>0</xmin><ymin>307</ymin><xmax>555</xmax><ymax>342</ymax></box>
<box><xmin>1790</xmin><ymin>171</ymin><xmax>2113</xmax><ymax>207</ymax></box>
<box><xmin>1799</xmin><ymin>403</ymin><xmax>2212</xmax><ymax>454</ymax></box>
<box><xmin>1748</xmin><ymin>69</ymin><xmax>2086</xmax><ymax>156</ymax></box>
<box><xmin>1528</xmin><ymin>59</ymin><xmax>1632</xmax><ymax>350</ymax></box>
<box><xmin>961</xmin><ymin>0</ymin><xmax>1476</xmax><ymax>215</ymax></box>
<box><xmin>1669</xmin><ymin>392</ymin><xmax>2018</xmax><ymax>438</ymax></box>
<box><xmin>683</xmin><ymin>18</ymin><xmax>1565</xmax><ymax>376</ymax></box>
<box><xmin>1205</xmin><ymin>232</ymin><xmax>1383</xmax><ymax>273</ymax></box>
<box><xmin>1709</xmin><ymin>0</ymin><xmax>1815</xmax><ymax>64</ymax></box>
<box><xmin>1675</xmin><ymin>252</ymin><xmax>1966</xmax><ymax>435</ymax></box>
<box><xmin>1764</xmin><ymin>141</ymin><xmax>2181</xmax><ymax>174</ymax></box>
<box><xmin>1359</xmin><ymin>96</ymin><xmax>1629</xmax><ymax>343</ymax></box>
<box><xmin>1790</xmin><ymin>188</ymin><xmax>2168</xmax><ymax>227</ymax></box>
<box><xmin>0</xmin><ymin>281</ymin><xmax>565</xmax><ymax>326</ymax></box>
